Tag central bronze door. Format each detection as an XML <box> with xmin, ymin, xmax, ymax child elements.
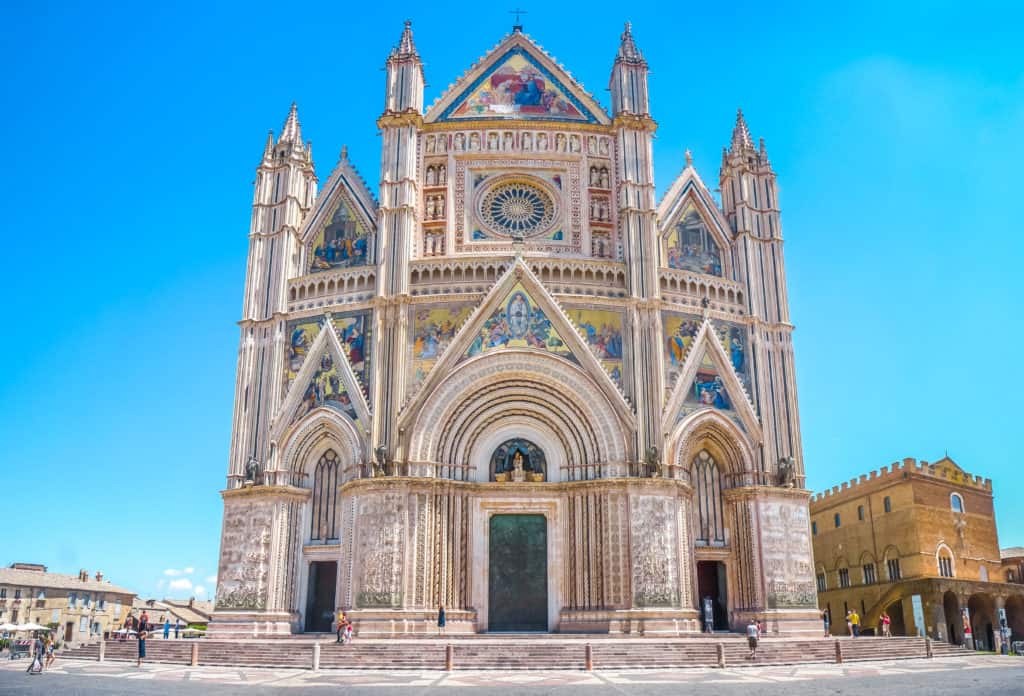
<box><xmin>488</xmin><ymin>514</ymin><xmax>548</xmax><ymax>631</ymax></box>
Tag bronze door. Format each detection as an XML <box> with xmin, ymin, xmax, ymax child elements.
<box><xmin>488</xmin><ymin>514</ymin><xmax>547</xmax><ymax>632</ymax></box>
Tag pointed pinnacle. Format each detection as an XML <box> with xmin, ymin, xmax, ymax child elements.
<box><xmin>279</xmin><ymin>102</ymin><xmax>302</xmax><ymax>144</ymax></box>
<box><xmin>393</xmin><ymin>19</ymin><xmax>418</xmax><ymax>57</ymax></box>
<box><xmin>685</xmin><ymin>149</ymin><xmax>693</xmax><ymax>167</ymax></box>
<box><xmin>339</xmin><ymin>144</ymin><xmax>349</xmax><ymax>162</ymax></box>
<box><xmin>617</xmin><ymin>20</ymin><xmax>644</xmax><ymax>63</ymax></box>
<box><xmin>731</xmin><ymin>108</ymin><xmax>753</xmax><ymax>151</ymax></box>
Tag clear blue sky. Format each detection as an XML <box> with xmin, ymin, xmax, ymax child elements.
<box><xmin>2</xmin><ymin>1</ymin><xmax>1021</xmax><ymax>599</ymax></box>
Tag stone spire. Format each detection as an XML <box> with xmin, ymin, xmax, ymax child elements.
<box><xmin>391</xmin><ymin>20</ymin><xmax>418</xmax><ymax>60</ymax></box>
<box><xmin>616</xmin><ymin>21</ymin><xmax>645</xmax><ymax>65</ymax></box>
<box><xmin>609</xmin><ymin>21</ymin><xmax>650</xmax><ymax>116</ymax></box>
<box><xmin>261</xmin><ymin>129</ymin><xmax>274</xmax><ymax>162</ymax></box>
<box><xmin>730</xmin><ymin>108</ymin><xmax>754</xmax><ymax>153</ymax></box>
<box><xmin>278</xmin><ymin>102</ymin><xmax>302</xmax><ymax>145</ymax></box>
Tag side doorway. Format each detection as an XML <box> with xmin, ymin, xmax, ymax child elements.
<box><xmin>304</xmin><ymin>561</ymin><xmax>337</xmax><ymax>633</ymax></box>
<box><xmin>696</xmin><ymin>560</ymin><xmax>729</xmax><ymax>630</ymax></box>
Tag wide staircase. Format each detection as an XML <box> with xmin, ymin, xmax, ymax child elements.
<box><xmin>62</xmin><ymin>635</ymin><xmax>970</xmax><ymax>671</ymax></box>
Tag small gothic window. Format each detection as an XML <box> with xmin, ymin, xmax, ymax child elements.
<box><xmin>692</xmin><ymin>450</ymin><xmax>725</xmax><ymax>545</ymax></box>
<box><xmin>863</xmin><ymin>563</ymin><xmax>877</xmax><ymax>584</ymax></box>
<box><xmin>834</xmin><ymin>513</ymin><xmax>841</xmax><ymax>528</ymax></box>
<box><xmin>951</xmin><ymin>493</ymin><xmax>964</xmax><ymax>513</ymax></box>
<box><xmin>938</xmin><ymin>552</ymin><xmax>954</xmax><ymax>578</ymax></box>
<box><xmin>838</xmin><ymin>568</ymin><xmax>850</xmax><ymax>588</ymax></box>
<box><xmin>812</xmin><ymin>521</ymin><xmax>818</xmax><ymax>535</ymax></box>
<box><xmin>310</xmin><ymin>450</ymin><xmax>340</xmax><ymax>542</ymax></box>
<box><xmin>883</xmin><ymin>496</ymin><xmax>892</xmax><ymax>513</ymax></box>
<box><xmin>857</xmin><ymin>505</ymin><xmax>865</xmax><ymax>521</ymax></box>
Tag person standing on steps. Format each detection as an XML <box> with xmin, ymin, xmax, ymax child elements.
<box><xmin>702</xmin><ymin>596</ymin><xmax>714</xmax><ymax>633</ymax></box>
<box><xmin>163</xmin><ymin>617</ymin><xmax>170</xmax><ymax>640</ymax></box>
<box><xmin>822</xmin><ymin>608</ymin><xmax>831</xmax><ymax>637</ymax></box>
<box><xmin>437</xmin><ymin>605</ymin><xmax>446</xmax><ymax>636</ymax></box>
<box><xmin>175</xmin><ymin>618</ymin><xmax>181</xmax><ymax>640</ymax></box>
<box><xmin>746</xmin><ymin>618</ymin><xmax>760</xmax><ymax>659</ymax></box>
<box><xmin>881</xmin><ymin>611</ymin><xmax>892</xmax><ymax>637</ymax></box>
<box><xmin>850</xmin><ymin>610</ymin><xmax>860</xmax><ymax>637</ymax></box>
<box><xmin>336</xmin><ymin>609</ymin><xmax>347</xmax><ymax>644</ymax></box>
<box><xmin>137</xmin><ymin>626</ymin><xmax>148</xmax><ymax>667</ymax></box>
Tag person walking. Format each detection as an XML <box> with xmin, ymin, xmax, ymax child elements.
<box><xmin>137</xmin><ymin>627</ymin><xmax>148</xmax><ymax>667</ymax></box>
<box><xmin>845</xmin><ymin>610</ymin><xmax>853</xmax><ymax>636</ymax></box>
<box><xmin>139</xmin><ymin>610</ymin><xmax>150</xmax><ymax>633</ymax></box>
<box><xmin>163</xmin><ymin>618</ymin><xmax>170</xmax><ymax>640</ymax></box>
<box><xmin>44</xmin><ymin>635</ymin><xmax>56</xmax><ymax>669</ymax></box>
<box><xmin>746</xmin><ymin>618</ymin><xmax>760</xmax><ymax>659</ymax></box>
<box><xmin>174</xmin><ymin>618</ymin><xmax>181</xmax><ymax>639</ymax></box>
<box><xmin>339</xmin><ymin>610</ymin><xmax>352</xmax><ymax>646</ymax></box>
<box><xmin>850</xmin><ymin>610</ymin><xmax>860</xmax><ymax>638</ymax></box>
<box><xmin>437</xmin><ymin>605</ymin><xmax>447</xmax><ymax>636</ymax></box>
<box><xmin>26</xmin><ymin>635</ymin><xmax>44</xmax><ymax>674</ymax></box>
<box><xmin>822</xmin><ymin>608</ymin><xmax>831</xmax><ymax>637</ymax></box>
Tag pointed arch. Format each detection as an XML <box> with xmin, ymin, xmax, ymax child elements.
<box><xmin>662</xmin><ymin>318</ymin><xmax>760</xmax><ymax>440</ymax></box>
<box><xmin>667</xmin><ymin>408</ymin><xmax>755</xmax><ymax>484</ymax></box>
<box><xmin>657</xmin><ymin>168</ymin><xmax>733</xmax><ymax>277</ymax></box>
<box><xmin>424</xmin><ymin>33</ymin><xmax>610</xmax><ymax>124</ymax></box>
<box><xmin>273</xmin><ymin>316</ymin><xmax>372</xmax><ymax>438</ymax></box>
<box><xmin>399</xmin><ymin>258</ymin><xmax>632</xmax><ymax>425</ymax></box>
<box><xmin>298</xmin><ymin>154</ymin><xmax>378</xmax><ymax>273</ymax></box>
<box><xmin>277</xmin><ymin>407</ymin><xmax>367</xmax><ymax>487</ymax></box>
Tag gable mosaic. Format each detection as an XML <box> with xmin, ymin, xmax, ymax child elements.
<box><xmin>310</xmin><ymin>197</ymin><xmax>370</xmax><ymax>272</ymax></box>
<box><xmin>464</xmin><ymin>283</ymin><xmax>578</xmax><ymax>364</ymax></box>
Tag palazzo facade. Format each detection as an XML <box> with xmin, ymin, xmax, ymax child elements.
<box><xmin>210</xmin><ymin>22</ymin><xmax>819</xmax><ymax>637</ymax></box>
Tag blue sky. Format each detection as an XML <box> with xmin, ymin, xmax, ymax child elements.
<box><xmin>2</xmin><ymin>1</ymin><xmax>1021</xmax><ymax>599</ymax></box>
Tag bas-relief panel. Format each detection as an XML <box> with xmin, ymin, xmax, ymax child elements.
<box><xmin>564</xmin><ymin>307</ymin><xmax>624</xmax><ymax>387</ymax></box>
<box><xmin>664</xmin><ymin>203</ymin><xmax>722</xmax><ymax>276</ymax></box>
<box><xmin>215</xmin><ymin>501</ymin><xmax>273</xmax><ymax>610</ymax></box>
<box><xmin>758</xmin><ymin>500</ymin><xmax>817</xmax><ymax>609</ymax></box>
<box><xmin>464</xmin><ymin>283</ymin><xmax>578</xmax><ymax>364</ymax></box>
<box><xmin>630</xmin><ymin>496</ymin><xmax>679</xmax><ymax>607</ymax></box>
<box><xmin>355</xmin><ymin>493</ymin><xmax>406</xmax><ymax>608</ymax></box>
<box><xmin>409</xmin><ymin>303</ymin><xmax>475</xmax><ymax>393</ymax></box>
<box><xmin>309</xmin><ymin>197</ymin><xmax>370</xmax><ymax>272</ymax></box>
<box><xmin>446</xmin><ymin>49</ymin><xmax>590</xmax><ymax>122</ymax></box>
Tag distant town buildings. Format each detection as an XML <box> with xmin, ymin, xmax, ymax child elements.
<box><xmin>0</xmin><ymin>563</ymin><xmax>135</xmax><ymax>644</ymax></box>
<box><xmin>810</xmin><ymin>457</ymin><xmax>1024</xmax><ymax>651</ymax></box>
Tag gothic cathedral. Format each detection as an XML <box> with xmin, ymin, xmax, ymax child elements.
<box><xmin>211</xmin><ymin>22</ymin><xmax>819</xmax><ymax>637</ymax></box>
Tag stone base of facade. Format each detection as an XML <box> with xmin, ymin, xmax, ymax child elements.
<box><xmin>559</xmin><ymin>608</ymin><xmax>702</xmax><ymax>635</ymax></box>
<box><xmin>207</xmin><ymin>611</ymin><xmax>299</xmax><ymax>639</ymax></box>
<box><xmin>346</xmin><ymin>609</ymin><xmax>479</xmax><ymax>637</ymax></box>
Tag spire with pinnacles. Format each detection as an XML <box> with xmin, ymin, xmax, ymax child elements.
<box><xmin>383</xmin><ymin>20</ymin><xmax>424</xmax><ymax>113</ymax></box>
<box><xmin>279</xmin><ymin>102</ymin><xmax>303</xmax><ymax>145</ymax></box>
<box><xmin>616</xmin><ymin>21</ymin><xmax>645</xmax><ymax>65</ymax></box>
<box><xmin>609</xmin><ymin>21</ymin><xmax>650</xmax><ymax>116</ymax></box>
<box><xmin>730</xmin><ymin>108</ymin><xmax>754</xmax><ymax>153</ymax></box>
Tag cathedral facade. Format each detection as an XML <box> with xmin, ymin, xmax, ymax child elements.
<box><xmin>211</xmin><ymin>22</ymin><xmax>819</xmax><ymax>637</ymax></box>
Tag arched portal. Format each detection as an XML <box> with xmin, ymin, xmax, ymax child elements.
<box><xmin>943</xmin><ymin>591</ymin><xmax>961</xmax><ymax>645</ymax></box>
<box><xmin>405</xmin><ymin>350</ymin><xmax>630</xmax><ymax>481</ymax></box>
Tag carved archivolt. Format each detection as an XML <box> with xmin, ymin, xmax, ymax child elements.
<box><xmin>407</xmin><ymin>350</ymin><xmax>627</xmax><ymax>473</ymax></box>
<box><xmin>668</xmin><ymin>409</ymin><xmax>754</xmax><ymax>476</ymax></box>
<box><xmin>278</xmin><ymin>408</ymin><xmax>365</xmax><ymax>483</ymax></box>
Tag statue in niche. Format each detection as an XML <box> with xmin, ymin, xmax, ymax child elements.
<box><xmin>522</xmin><ymin>132</ymin><xmax>533</xmax><ymax>151</ymax></box>
<box><xmin>491</xmin><ymin>439</ymin><xmax>545</xmax><ymax>482</ymax></box>
<box><xmin>244</xmin><ymin>456</ymin><xmax>262</xmax><ymax>485</ymax></box>
<box><xmin>372</xmin><ymin>445</ymin><xmax>389</xmax><ymax>477</ymax></box>
<box><xmin>644</xmin><ymin>446</ymin><xmax>662</xmax><ymax>478</ymax></box>
<box><xmin>776</xmin><ymin>456</ymin><xmax>796</xmax><ymax>488</ymax></box>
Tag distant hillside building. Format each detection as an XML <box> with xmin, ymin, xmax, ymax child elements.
<box><xmin>810</xmin><ymin>457</ymin><xmax>1024</xmax><ymax>650</ymax></box>
<box><xmin>0</xmin><ymin>564</ymin><xmax>135</xmax><ymax>645</ymax></box>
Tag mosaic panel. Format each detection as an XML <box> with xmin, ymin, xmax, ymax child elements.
<box><xmin>464</xmin><ymin>283</ymin><xmax>577</xmax><ymax>364</ymax></box>
<box><xmin>564</xmin><ymin>307</ymin><xmax>624</xmax><ymax>387</ymax></box>
<box><xmin>408</xmin><ymin>302</ymin><xmax>475</xmax><ymax>393</ymax></box>
<box><xmin>309</xmin><ymin>197</ymin><xmax>370</xmax><ymax>272</ymax></box>
<box><xmin>665</xmin><ymin>203</ymin><xmax>722</xmax><ymax>276</ymax></box>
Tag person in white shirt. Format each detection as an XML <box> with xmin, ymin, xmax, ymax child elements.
<box><xmin>746</xmin><ymin>618</ymin><xmax>760</xmax><ymax>658</ymax></box>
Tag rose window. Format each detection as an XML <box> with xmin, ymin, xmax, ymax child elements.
<box><xmin>478</xmin><ymin>180</ymin><xmax>557</xmax><ymax>237</ymax></box>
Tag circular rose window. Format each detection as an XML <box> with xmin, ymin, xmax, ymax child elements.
<box><xmin>478</xmin><ymin>180</ymin><xmax>557</xmax><ymax>238</ymax></box>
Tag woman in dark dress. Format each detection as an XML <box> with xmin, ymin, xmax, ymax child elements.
<box><xmin>137</xmin><ymin>628</ymin><xmax>148</xmax><ymax>667</ymax></box>
<box><xmin>437</xmin><ymin>605</ymin><xmax>446</xmax><ymax>636</ymax></box>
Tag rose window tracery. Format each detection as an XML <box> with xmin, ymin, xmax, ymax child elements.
<box><xmin>478</xmin><ymin>180</ymin><xmax>557</xmax><ymax>237</ymax></box>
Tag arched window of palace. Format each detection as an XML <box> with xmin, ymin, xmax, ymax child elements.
<box><xmin>490</xmin><ymin>439</ymin><xmax>546</xmax><ymax>482</ymax></box>
<box><xmin>937</xmin><ymin>546</ymin><xmax>955</xmax><ymax>578</ymax></box>
<box><xmin>692</xmin><ymin>449</ymin><xmax>725</xmax><ymax>545</ymax></box>
<box><xmin>310</xmin><ymin>450</ymin><xmax>340</xmax><ymax>542</ymax></box>
<box><xmin>950</xmin><ymin>493</ymin><xmax>964</xmax><ymax>513</ymax></box>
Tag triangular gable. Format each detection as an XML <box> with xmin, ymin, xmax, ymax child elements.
<box><xmin>299</xmin><ymin>152</ymin><xmax>378</xmax><ymax>273</ymax></box>
<box><xmin>426</xmin><ymin>34</ymin><xmax>610</xmax><ymax>125</ymax></box>
<box><xmin>462</xmin><ymin>282</ymin><xmax>579</xmax><ymax>364</ymax></box>
<box><xmin>398</xmin><ymin>258</ymin><xmax>633</xmax><ymax>428</ymax></box>
<box><xmin>662</xmin><ymin>319</ymin><xmax>760</xmax><ymax>439</ymax></box>
<box><xmin>274</xmin><ymin>315</ymin><xmax>372</xmax><ymax>437</ymax></box>
<box><xmin>657</xmin><ymin>169</ymin><xmax>732</xmax><ymax>277</ymax></box>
